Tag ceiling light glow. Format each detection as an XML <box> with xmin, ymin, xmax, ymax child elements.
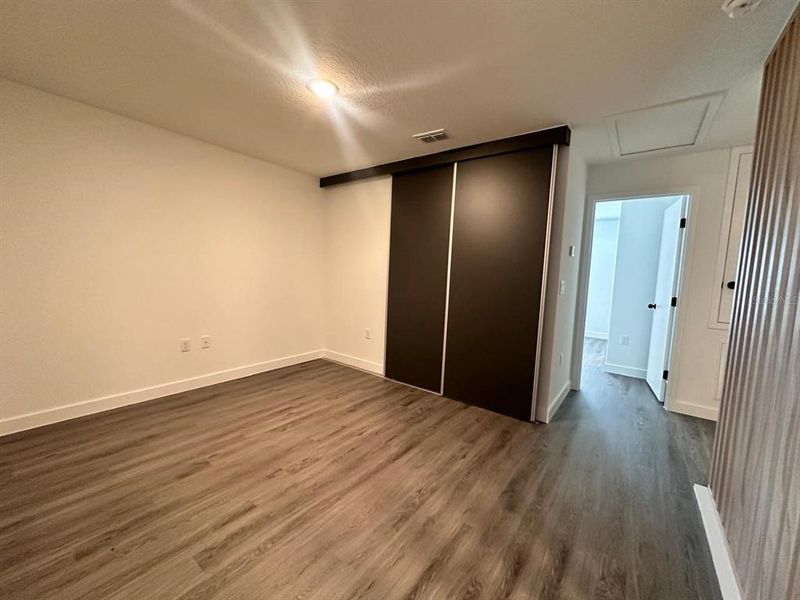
<box><xmin>306</xmin><ymin>78</ymin><xmax>339</xmax><ymax>99</ymax></box>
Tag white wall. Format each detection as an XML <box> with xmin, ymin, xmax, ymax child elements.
<box><xmin>584</xmin><ymin>208</ymin><xmax>620</xmax><ymax>339</ymax></box>
<box><xmin>536</xmin><ymin>145</ymin><xmax>587</xmax><ymax>422</ymax></box>
<box><xmin>1</xmin><ymin>79</ymin><xmax>585</xmax><ymax>433</ymax></box>
<box><xmin>323</xmin><ymin>178</ymin><xmax>391</xmax><ymax>374</ymax></box>
<box><xmin>587</xmin><ymin>149</ymin><xmax>734</xmax><ymax>420</ymax></box>
<box><xmin>1</xmin><ymin>78</ymin><xmax>723</xmax><ymax>430</ymax></box>
<box><xmin>604</xmin><ymin>196</ymin><xmax>678</xmax><ymax>377</ymax></box>
<box><xmin>0</xmin><ymin>79</ymin><xmax>326</xmax><ymax>434</ymax></box>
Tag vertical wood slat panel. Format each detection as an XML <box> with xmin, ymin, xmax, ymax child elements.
<box><xmin>710</xmin><ymin>8</ymin><xmax>800</xmax><ymax>600</ymax></box>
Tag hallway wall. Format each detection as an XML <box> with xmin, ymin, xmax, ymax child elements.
<box><xmin>584</xmin><ymin>204</ymin><xmax>620</xmax><ymax>339</ymax></box>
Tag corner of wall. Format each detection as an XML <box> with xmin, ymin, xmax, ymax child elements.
<box><xmin>536</xmin><ymin>143</ymin><xmax>587</xmax><ymax>422</ymax></box>
<box><xmin>321</xmin><ymin>177</ymin><xmax>392</xmax><ymax>374</ymax></box>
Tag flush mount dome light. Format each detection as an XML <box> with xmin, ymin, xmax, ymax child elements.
<box><xmin>306</xmin><ymin>78</ymin><xmax>339</xmax><ymax>99</ymax></box>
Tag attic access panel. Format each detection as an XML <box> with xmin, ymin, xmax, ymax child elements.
<box><xmin>606</xmin><ymin>93</ymin><xmax>724</xmax><ymax>157</ymax></box>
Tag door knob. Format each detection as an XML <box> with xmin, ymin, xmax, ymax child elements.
<box><xmin>647</xmin><ymin>303</ymin><xmax>657</xmax><ymax>309</ymax></box>
<box><xmin>726</xmin><ymin>281</ymin><xmax>736</xmax><ymax>290</ymax></box>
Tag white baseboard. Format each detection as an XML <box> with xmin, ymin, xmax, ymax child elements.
<box><xmin>602</xmin><ymin>362</ymin><xmax>647</xmax><ymax>379</ymax></box>
<box><xmin>536</xmin><ymin>380</ymin><xmax>572</xmax><ymax>423</ymax></box>
<box><xmin>0</xmin><ymin>349</ymin><xmax>325</xmax><ymax>437</ymax></box>
<box><xmin>584</xmin><ymin>330</ymin><xmax>609</xmax><ymax>340</ymax></box>
<box><xmin>322</xmin><ymin>350</ymin><xmax>384</xmax><ymax>375</ymax></box>
<box><xmin>694</xmin><ymin>485</ymin><xmax>743</xmax><ymax>600</ymax></box>
<box><xmin>670</xmin><ymin>399</ymin><xmax>719</xmax><ymax>421</ymax></box>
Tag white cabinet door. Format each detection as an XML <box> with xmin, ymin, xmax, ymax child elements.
<box><xmin>710</xmin><ymin>147</ymin><xmax>753</xmax><ymax>329</ymax></box>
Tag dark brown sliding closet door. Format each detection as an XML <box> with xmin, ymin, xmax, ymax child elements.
<box><xmin>385</xmin><ymin>164</ymin><xmax>454</xmax><ymax>392</ymax></box>
<box><xmin>444</xmin><ymin>147</ymin><xmax>554</xmax><ymax>420</ymax></box>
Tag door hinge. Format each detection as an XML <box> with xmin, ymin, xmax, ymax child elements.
<box><xmin>662</xmin><ymin>369</ymin><xmax>669</xmax><ymax>381</ymax></box>
<box><xmin>671</xmin><ymin>296</ymin><xmax>677</xmax><ymax>307</ymax></box>
<box><xmin>679</xmin><ymin>217</ymin><xmax>687</xmax><ymax>229</ymax></box>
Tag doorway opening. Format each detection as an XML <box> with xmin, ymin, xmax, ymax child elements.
<box><xmin>574</xmin><ymin>193</ymin><xmax>691</xmax><ymax>406</ymax></box>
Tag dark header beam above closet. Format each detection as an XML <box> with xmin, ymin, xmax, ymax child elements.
<box><xmin>319</xmin><ymin>125</ymin><xmax>570</xmax><ymax>188</ymax></box>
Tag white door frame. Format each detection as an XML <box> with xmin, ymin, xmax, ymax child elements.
<box><xmin>570</xmin><ymin>187</ymin><xmax>699</xmax><ymax>414</ymax></box>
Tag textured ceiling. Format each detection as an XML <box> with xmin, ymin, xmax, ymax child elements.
<box><xmin>0</xmin><ymin>0</ymin><xmax>796</xmax><ymax>175</ymax></box>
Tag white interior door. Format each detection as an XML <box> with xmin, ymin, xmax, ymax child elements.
<box><xmin>646</xmin><ymin>198</ymin><xmax>686</xmax><ymax>401</ymax></box>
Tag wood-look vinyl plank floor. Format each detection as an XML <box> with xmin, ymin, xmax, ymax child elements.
<box><xmin>0</xmin><ymin>339</ymin><xmax>720</xmax><ymax>599</ymax></box>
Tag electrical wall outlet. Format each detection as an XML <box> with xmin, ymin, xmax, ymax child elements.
<box><xmin>180</xmin><ymin>338</ymin><xmax>191</xmax><ymax>352</ymax></box>
<box><xmin>200</xmin><ymin>335</ymin><xmax>211</xmax><ymax>349</ymax></box>
<box><xmin>620</xmin><ymin>335</ymin><xmax>630</xmax><ymax>346</ymax></box>
<box><xmin>365</xmin><ymin>328</ymin><xmax>371</xmax><ymax>340</ymax></box>
<box><xmin>559</xmin><ymin>280</ymin><xmax>566</xmax><ymax>296</ymax></box>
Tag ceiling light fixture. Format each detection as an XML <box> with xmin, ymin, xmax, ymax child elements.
<box><xmin>306</xmin><ymin>78</ymin><xmax>339</xmax><ymax>99</ymax></box>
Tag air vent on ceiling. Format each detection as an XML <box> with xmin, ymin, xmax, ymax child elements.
<box><xmin>412</xmin><ymin>129</ymin><xmax>448</xmax><ymax>143</ymax></box>
<box><xmin>721</xmin><ymin>0</ymin><xmax>763</xmax><ymax>18</ymax></box>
